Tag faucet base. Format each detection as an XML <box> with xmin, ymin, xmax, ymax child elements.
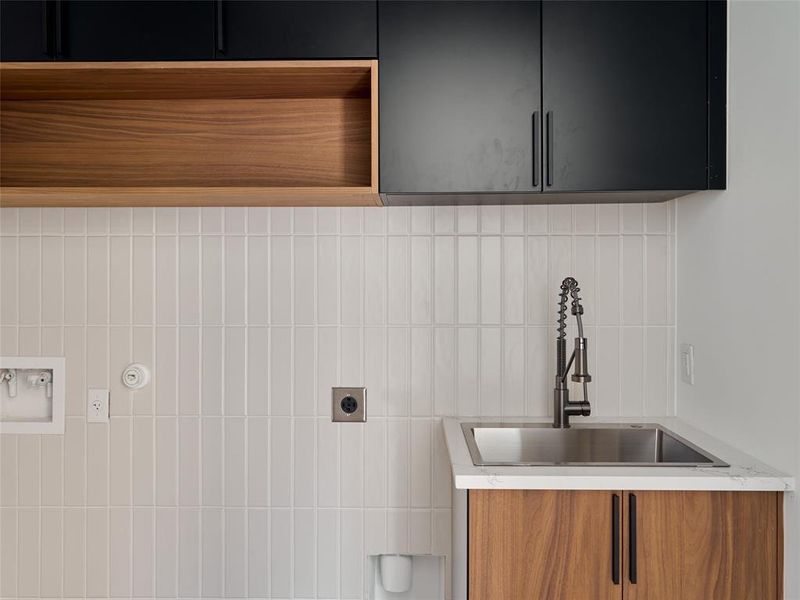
<box><xmin>553</xmin><ymin>385</ymin><xmax>591</xmax><ymax>429</ymax></box>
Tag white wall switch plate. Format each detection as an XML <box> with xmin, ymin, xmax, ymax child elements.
<box><xmin>87</xmin><ymin>388</ymin><xmax>109</xmax><ymax>422</ymax></box>
<box><xmin>680</xmin><ymin>344</ymin><xmax>695</xmax><ymax>385</ymax></box>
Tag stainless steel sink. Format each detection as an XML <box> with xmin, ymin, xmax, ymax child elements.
<box><xmin>461</xmin><ymin>423</ymin><xmax>728</xmax><ymax>467</ymax></box>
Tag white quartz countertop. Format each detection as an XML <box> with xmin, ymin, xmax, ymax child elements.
<box><xmin>443</xmin><ymin>416</ymin><xmax>794</xmax><ymax>492</ymax></box>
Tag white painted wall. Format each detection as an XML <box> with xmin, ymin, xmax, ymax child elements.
<box><xmin>0</xmin><ymin>202</ymin><xmax>675</xmax><ymax>598</ymax></box>
<box><xmin>676</xmin><ymin>1</ymin><xmax>800</xmax><ymax>596</ymax></box>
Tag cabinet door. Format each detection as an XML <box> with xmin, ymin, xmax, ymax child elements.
<box><xmin>61</xmin><ymin>1</ymin><xmax>214</xmax><ymax>60</ymax></box>
<box><xmin>217</xmin><ymin>1</ymin><xmax>376</xmax><ymax>59</ymax></box>
<box><xmin>542</xmin><ymin>1</ymin><xmax>708</xmax><ymax>192</ymax></box>
<box><xmin>624</xmin><ymin>491</ymin><xmax>781</xmax><ymax>600</ymax></box>
<box><xmin>469</xmin><ymin>490</ymin><xmax>622</xmax><ymax>600</ymax></box>
<box><xmin>379</xmin><ymin>1</ymin><xmax>541</xmax><ymax>194</ymax></box>
<box><xmin>1</xmin><ymin>1</ymin><xmax>52</xmax><ymax>61</ymax></box>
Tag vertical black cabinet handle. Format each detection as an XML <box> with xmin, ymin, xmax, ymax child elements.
<box><xmin>612</xmin><ymin>494</ymin><xmax>620</xmax><ymax>585</ymax></box>
<box><xmin>629</xmin><ymin>493</ymin><xmax>638</xmax><ymax>584</ymax></box>
<box><xmin>54</xmin><ymin>0</ymin><xmax>63</xmax><ymax>58</ymax></box>
<box><xmin>215</xmin><ymin>0</ymin><xmax>225</xmax><ymax>54</ymax></box>
<box><xmin>41</xmin><ymin>1</ymin><xmax>50</xmax><ymax>56</ymax></box>
<box><xmin>545</xmin><ymin>111</ymin><xmax>554</xmax><ymax>187</ymax></box>
<box><xmin>532</xmin><ymin>111</ymin><xmax>540</xmax><ymax>187</ymax></box>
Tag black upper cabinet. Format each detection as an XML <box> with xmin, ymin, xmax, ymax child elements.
<box><xmin>380</xmin><ymin>0</ymin><xmax>723</xmax><ymax>202</ymax></box>
<box><xmin>1</xmin><ymin>1</ymin><xmax>52</xmax><ymax>61</ymax></box>
<box><xmin>217</xmin><ymin>1</ymin><xmax>377</xmax><ymax>59</ymax></box>
<box><xmin>60</xmin><ymin>1</ymin><xmax>214</xmax><ymax>60</ymax></box>
<box><xmin>379</xmin><ymin>1</ymin><xmax>541</xmax><ymax>195</ymax></box>
<box><xmin>542</xmin><ymin>1</ymin><xmax>709</xmax><ymax>192</ymax></box>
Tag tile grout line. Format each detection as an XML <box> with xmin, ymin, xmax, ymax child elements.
<box><xmin>243</xmin><ymin>209</ymin><xmax>250</xmax><ymax>598</ymax></box>
<box><xmin>197</xmin><ymin>208</ymin><xmax>205</xmax><ymax>598</ymax></box>
<box><xmin>405</xmin><ymin>212</ymin><xmax>412</xmax><ymax>553</ymax></box>
<box><xmin>617</xmin><ymin>207</ymin><xmax>624</xmax><ymax>416</ymax></box>
<box><xmin>642</xmin><ymin>205</ymin><xmax>649</xmax><ymax>416</ymax></box>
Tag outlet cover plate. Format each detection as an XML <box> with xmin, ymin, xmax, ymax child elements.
<box><xmin>87</xmin><ymin>388</ymin><xmax>109</xmax><ymax>422</ymax></box>
<box><xmin>680</xmin><ymin>344</ymin><xmax>695</xmax><ymax>385</ymax></box>
<box><xmin>332</xmin><ymin>387</ymin><xmax>366</xmax><ymax>422</ymax></box>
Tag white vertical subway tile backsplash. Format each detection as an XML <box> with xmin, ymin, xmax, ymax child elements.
<box><xmin>0</xmin><ymin>203</ymin><xmax>676</xmax><ymax>599</ymax></box>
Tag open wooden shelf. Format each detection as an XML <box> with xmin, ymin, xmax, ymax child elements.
<box><xmin>0</xmin><ymin>60</ymin><xmax>380</xmax><ymax>206</ymax></box>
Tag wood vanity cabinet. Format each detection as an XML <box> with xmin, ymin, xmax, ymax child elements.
<box><xmin>623</xmin><ymin>491</ymin><xmax>781</xmax><ymax>600</ymax></box>
<box><xmin>469</xmin><ymin>490</ymin><xmax>782</xmax><ymax>600</ymax></box>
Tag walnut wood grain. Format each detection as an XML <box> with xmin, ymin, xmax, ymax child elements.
<box><xmin>0</xmin><ymin>187</ymin><xmax>381</xmax><ymax>207</ymax></box>
<box><xmin>0</xmin><ymin>60</ymin><xmax>373</xmax><ymax>100</ymax></box>
<box><xmin>369</xmin><ymin>61</ymin><xmax>379</xmax><ymax>193</ymax></box>
<box><xmin>2</xmin><ymin>98</ymin><xmax>371</xmax><ymax>187</ymax></box>
<box><xmin>469</xmin><ymin>490</ymin><xmax>622</xmax><ymax>600</ymax></box>
<box><xmin>0</xmin><ymin>60</ymin><xmax>379</xmax><ymax>206</ymax></box>
<box><xmin>624</xmin><ymin>491</ymin><xmax>781</xmax><ymax>600</ymax></box>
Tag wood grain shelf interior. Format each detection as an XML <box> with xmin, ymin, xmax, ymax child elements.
<box><xmin>0</xmin><ymin>61</ymin><xmax>380</xmax><ymax>206</ymax></box>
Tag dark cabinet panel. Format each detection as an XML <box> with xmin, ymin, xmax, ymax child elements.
<box><xmin>379</xmin><ymin>1</ymin><xmax>541</xmax><ymax>194</ymax></box>
<box><xmin>217</xmin><ymin>1</ymin><xmax>376</xmax><ymax>59</ymax></box>
<box><xmin>61</xmin><ymin>1</ymin><xmax>214</xmax><ymax>60</ymax></box>
<box><xmin>1</xmin><ymin>1</ymin><xmax>52</xmax><ymax>61</ymax></box>
<box><xmin>542</xmin><ymin>1</ymin><xmax>708</xmax><ymax>192</ymax></box>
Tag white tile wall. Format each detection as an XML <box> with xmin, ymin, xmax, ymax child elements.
<box><xmin>0</xmin><ymin>203</ymin><xmax>675</xmax><ymax>599</ymax></box>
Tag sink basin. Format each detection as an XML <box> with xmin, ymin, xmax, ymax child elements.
<box><xmin>461</xmin><ymin>423</ymin><xmax>727</xmax><ymax>467</ymax></box>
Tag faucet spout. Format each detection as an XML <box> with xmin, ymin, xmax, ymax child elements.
<box><xmin>553</xmin><ymin>277</ymin><xmax>592</xmax><ymax>428</ymax></box>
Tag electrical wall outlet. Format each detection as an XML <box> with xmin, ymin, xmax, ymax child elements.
<box><xmin>332</xmin><ymin>387</ymin><xmax>367</xmax><ymax>422</ymax></box>
<box><xmin>87</xmin><ymin>388</ymin><xmax>109</xmax><ymax>422</ymax></box>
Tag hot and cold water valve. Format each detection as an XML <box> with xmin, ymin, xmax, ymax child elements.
<box><xmin>0</xmin><ymin>368</ymin><xmax>52</xmax><ymax>399</ymax></box>
<box><xmin>0</xmin><ymin>357</ymin><xmax>65</xmax><ymax>434</ymax></box>
<box><xmin>0</xmin><ymin>368</ymin><xmax>17</xmax><ymax>397</ymax></box>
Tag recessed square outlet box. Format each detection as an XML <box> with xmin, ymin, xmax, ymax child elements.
<box><xmin>0</xmin><ymin>356</ymin><xmax>65</xmax><ymax>434</ymax></box>
<box><xmin>332</xmin><ymin>387</ymin><xmax>366</xmax><ymax>422</ymax></box>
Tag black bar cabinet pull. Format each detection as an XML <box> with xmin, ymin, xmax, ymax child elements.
<box><xmin>41</xmin><ymin>1</ymin><xmax>50</xmax><ymax>56</ymax></box>
<box><xmin>54</xmin><ymin>0</ymin><xmax>63</xmax><ymax>58</ymax></box>
<box><xmin>612</xmin><ymin>494</ymin><xmax>620</xmax><ymax>585</ymax></box>
<box><xmin>545</xmin><ymin>111</ymin><xmax>554</xmax><ymax>187</ymax></box>
<box><xmin>629</xmin><ymin>493</ymin><xmax>638</xmax><ymax>583</ymax></box>
<box><xmin>216</xmin><ymin>0</ymin><xmax>225</xmax><ymax>54</ymax></box>
<box><xmin>532</xmin><ymin>111</ymin><xmax>540</xmax><ymax>187</ymax></box>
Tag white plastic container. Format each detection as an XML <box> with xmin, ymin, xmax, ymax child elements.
<box><xmin>379</xmin><ymin>554</ymin><xmax>413</xmax><ymax>593</ymax></box>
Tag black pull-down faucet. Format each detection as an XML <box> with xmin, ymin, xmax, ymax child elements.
<box><xmin>553</xmin><ymin>277</ymin><xmax>592</xmax><ymax>428</ymax></box>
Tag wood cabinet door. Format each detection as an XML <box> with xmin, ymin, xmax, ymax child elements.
<box><xmin>624</xmin><ymin>491</ymin><xmax>782</xmax><ymax>600</ymax></box>
<box><xmin>469</xmin><ymin>490</ymin><xmax>622</xmax><ymax>600</ymax></box>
